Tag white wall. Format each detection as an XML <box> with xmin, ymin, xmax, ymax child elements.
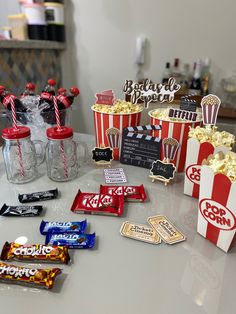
<box><xmin>62</xmin><ymin>0</ymin><xmax>236</xmax><ymax>134</ymax></box>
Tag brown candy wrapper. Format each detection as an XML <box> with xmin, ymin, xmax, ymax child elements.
<box><xmin>0</xmin><ymin>262</ymin><xmax>61</xmax><ymax>289</ymax></box>
<box><xmin>1</xmin><ymin>242</ymin><xmax>70</xmax><ymax>264</ymax></box>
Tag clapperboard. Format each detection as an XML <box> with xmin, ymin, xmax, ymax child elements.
<box><xmin>120</xmin><ymin>125</ymin><xmax>162</xmax><ymax>169</ymax></box>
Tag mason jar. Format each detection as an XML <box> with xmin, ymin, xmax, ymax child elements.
<box><xmin>46</xmin><ymin>126</ymin><xmax>87</xmax><ymax>182</ymax></box>
<box><xmin>2</xmin><ymin>126</ymin><xmax>44</xmax><ymax>184</ymax></box>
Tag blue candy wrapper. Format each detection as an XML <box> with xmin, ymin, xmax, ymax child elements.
<box><xmin>40</xmin><ymin>220</ymin><xmax>87</xmax><ymax>235</ymax></box>
<box><xmin>45</xmin><ymin>233</ymin><xmax>96</xmax><ymax>249</ymax></box>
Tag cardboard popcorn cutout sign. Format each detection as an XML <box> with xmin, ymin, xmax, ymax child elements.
<box><xmin>201</xmin><ymin>94</ymin><xmax>221</xmax><ymax>126</ymax></box>
<box><xmin>95</xmin><ymin>90</ymin><xmax>115</xmax><ymax>105</ymax></box>
<box><xmin>123</xmin><ymin>78</ymin><xmax>181</xmax><ymax>108</ymax></box>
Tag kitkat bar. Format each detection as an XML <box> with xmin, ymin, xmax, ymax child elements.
<box><xmin>0</xmin><ymin>261</ymin><xmax>61</xmax><ymax>289</ymax></box>
<box><xmin>198</xmin><ymin>165</ymin><xmax>236</xmax><ymax>252</ymax></box>
<box><xmin>99</xmin><ymin>185</ymin><xmax>147</xmax><ymax>202</ymax></box>
<box><xmin>184</xmin><ymin>138</ymin><xmax>231</xmax><ymax>198</ymax></box>
<box><xmin>1</xmin><ymin>242</ymin><xmax>70</xmax><ymax>264</ymax></box>
<box><xmin>71</xmin><ymin>190</ymin><xmax>124</xmax><ymax>216</ymax></box>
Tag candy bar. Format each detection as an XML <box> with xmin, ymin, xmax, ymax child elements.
<box><xmin>0</xmin><ymin>262</ymin><xmax>61</xmax><ymax>289</ymax></box>
<box><xmin>45</xmin><ymin>233</ymin><xmax>96</xmax><ymax>249</ymax></box>
<box><xmin>99</xmin><ymin>185</ymin><xmax>146</xmax><ymax>202</ymax></box>
<box><xmin>1</xmin><ymin>242</ymin><xmax>70</xmax><ymax>264</ymax></box>
<box><xmin>71</xmin><ymin>190</ymin><xmax>124</xmax><ymax>216</ymax></box>
<box><xmin>40</xmin><ymin>220</ymin><xmax>87</xmax><ymax>235</ymax></box>
<box><xmin>18</xmin><ymin>188</ymin><xmax>58</xmax><ymax>203</ymax></box>
<box><xmin>0</xmin><ymin>204</ymin><xmax>43</xmax><ymax>217</ymax></box>
<box><xmin>120</xmin><ymin>221</ymin><xmax>161</xmax><ymax>244</ymax></box>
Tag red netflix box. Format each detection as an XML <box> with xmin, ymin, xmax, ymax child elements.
<box><xmin>184</xmin><ymin>138</ymin><xmax>230</xmax><ymax>198</ymax></box>
<box><xmin>197</xmin><ymin>165</ymin><xmax>236</xmax><ymax>252</ymax></box>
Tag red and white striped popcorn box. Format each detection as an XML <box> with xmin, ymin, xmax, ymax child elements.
<box><xmin>184</xmin><ymin>138</ymin><xmax>230</xmax><ymax>198</ymax></box>
<box><xmin>92</xmin><ymin>108</ymin><xmax>142</xmax><ymax>160</ymax></box>
<box><xmin>197</xmin><ymin>165</ymin><xmax>236</xmax><ymax>252</ymax></box>
<box><xmin>149</xmin><ymin>110</ymin><xmax>201</xmax><ymax>172</ymax></box>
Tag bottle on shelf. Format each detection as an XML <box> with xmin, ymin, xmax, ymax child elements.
<box><xmin>201</xmin><ymin>58</ymin><xmax>211</xmax><ymax>95</ymax></box>
<box><xmin>162</xmin><ymin>62</ymin><xmax>171</xmax><ymax>84</ymax></box>
<box><xmin>180</xmin><ymin>63</ymin><xmax>190</xmax><ymax>92</ymax></box>
<box><xmin>188</xmin><ymin>60</ymin><xmax>202</xmax><ymax>95</ymax></box>
<box><xmin>170</xmin><ymin>58</ymin><xmax>182</xmax><ymax>84</ymax></box>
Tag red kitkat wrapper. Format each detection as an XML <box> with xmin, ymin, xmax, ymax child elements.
<box><xmin>100</xmin><ymin>185</ymin><xmax>147</xmax><ymax>202</ymax></box>
<box><xmin>71</xmin><ymin>190</ymin><xmax>124</xmax><ymax>216</ymax></box>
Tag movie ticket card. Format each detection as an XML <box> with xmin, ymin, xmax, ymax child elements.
<box><xmin>147</xmin><ymin>215</ymin><xmax>186</xmax><ymax>244</ymax></box>
<box><xmin>120</xmin><ymin>221</ymin><xmax>161</xmax><ymax>244</ymax></box>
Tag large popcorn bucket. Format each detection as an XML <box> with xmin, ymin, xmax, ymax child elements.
<box><xmin>184</xmin><ymin>138</ymin><xmax>231</xmax><ymax>198</ymax></box>
<box><xmin>198</xmin><ymin>165</ymin><xmax>236</xmax><ymax>252</ymax></box>
<box><xmin>149</xmin><ymin>109</ymin><xmax>202</xmax><ymax>172</ymax></box>
<box><xmin>92</xmin><ymin>108</ymin><xmax>143</xmax><ymax>160</ymax></box>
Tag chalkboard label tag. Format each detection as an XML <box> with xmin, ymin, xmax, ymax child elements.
<box><xmin>149</xmin><ymin>160</ymin><xmax>176</xmax><ymax>186</ymax></box>
<box><xmin>92</xmin><ymin>146</ymin><xmax>114</xmax><ymax>166</ymax></box>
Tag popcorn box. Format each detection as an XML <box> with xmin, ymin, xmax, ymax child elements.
<box><xmin>184</xmin><ymin>138</ymin><xmax>230</xmax><ymax>198</ymax></box>
<box><xmin>198</xmin><ymin>165</ymin><xmax>236</xmax><ymax>252</ymax></box>
<box><xmin>92</xmin><ymin>108</ymin><xmax>142</xmax><ymax>160</ymax></box>
<box><xmin>149</xmin><ymin>110</ymin><xmax>201</xmax><ymax>172</ymax></box>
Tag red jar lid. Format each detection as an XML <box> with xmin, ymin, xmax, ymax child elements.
<box><xmin>46</xmin><ymin>126</ymin><xmax>73</xmax><ymax>139</ymax></box>
<box><xmin>2</xmin><ymin>126</ymin><xmax>31</xmax><ymax>140</ymax></box>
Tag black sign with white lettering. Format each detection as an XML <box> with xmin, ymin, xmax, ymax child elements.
<box><xmin>120</xmin><ymin>125</ymin><xmax>162</xmax><ymax>169</ymax></box>
<box><xmin>150</xmin><ymin>160</ymin><xmax>176</xmax><ymax>180</ymax></box>
<box><xmin>92</xmin><ymin>147</ymin><xmax>113</xmax><ymax>163</ymax></box>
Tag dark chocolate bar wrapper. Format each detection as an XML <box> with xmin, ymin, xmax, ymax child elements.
<box><xmin>1</xmin><ymin>242</ymin><xmax>70</xmax><ymax>264</ymax></box>
<box><xmin>0</xmin><ymin>261</ymin><xmax>61</xmax><ymax>289</ymax></box>
<box><xmin>18</xmin><ymin>188</ymin><xmax>58</xmax><ymax>203</ymax></box>
<box><xmin>45</xmin><ymin>233</ymin><xmax>96</xmax><ymax>249</ymax></box>
<box><xmin>0</xmin><ymin>204</ymin><xmax>43</xmax><ymax>217</ymax></box>
<box><xmin>40</xmin><ymin>219</ymin><xmax>87</xmax><ymax>235</ymax></box>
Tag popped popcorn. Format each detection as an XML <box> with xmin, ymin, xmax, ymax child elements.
<box><xmin>92</xmin><ymin>99</ymin><xmax>143</xmax><ymax>114</ymax></box>
<box><xmin>189</xmin><ymin>126</ymin><xmax>235</xmax><ymax>148</ymax></box>
<box><xmin>207</xmin><ymin>152</ymin><xmax>236</xmax><ymax>182</ymax></box>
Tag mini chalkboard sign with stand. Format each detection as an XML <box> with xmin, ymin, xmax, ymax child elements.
<box><xmin>92</xmin><ymin>145</ymin><xmax>114</xmax><ymax>166</ymax></box>
<box><xmin>120</xmin><ymin>125</ymin><xmax>162</xmax><ymax>169</ymax></box>
<box><xmin>149</xmin><ymin>138</ymin><xmax>179</xmax><ymax>186</ymax></box>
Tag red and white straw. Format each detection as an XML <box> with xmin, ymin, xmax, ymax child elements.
<box><xmin>52</xmin><ymin>95</ymin><xmax>68</xmax><ymax>179</ymax></box>
<box><xmin>9</xmin><ymin>96</ymin><xmax>25</xmax><ymax>177</ymax></box>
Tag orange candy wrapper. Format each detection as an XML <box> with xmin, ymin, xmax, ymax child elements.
<box><xmin>0</xmin><ymin>261</ymin><xmax>61</xmax><ymax>289</ymax></box>
<box><xmin>1</xmin><ymin>242</ymin><xmax>70</xmax><ymax>264</ymax></box>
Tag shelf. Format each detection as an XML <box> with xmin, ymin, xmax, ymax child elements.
<box><xmin>0</xmin><ymin>39</ymin><xmax>66</xmax><ymax>50</ymax></box>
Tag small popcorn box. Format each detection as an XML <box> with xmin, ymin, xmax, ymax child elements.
<box><xmin>149</xmin><ymin>110</ymin><xmax>201</xmax><ymax>172</ymax></box>
<box><xmin>197</xmin><ymin>165</ymin><xmax>236</xmax><ymax>252</ymax></box>
<box><xmin>184</xmin><ymin>138</ymin><xmax>230</xmax><ymax>198</ymax></box>
<box><xmin>92</xmin><ymin>109</ymin><xmax>142</xmax><ymax>160</ymax></box>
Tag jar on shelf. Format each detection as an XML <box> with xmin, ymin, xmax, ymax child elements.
<box><xmin>2</xmin><ymin>126</ymin><xmax>45</xmax><ymax>184</ymax></box>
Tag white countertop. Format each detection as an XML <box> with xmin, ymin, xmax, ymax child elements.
<box><xmin>0</xmin><ymin>133</ymin><xmax>235</xmax><ymax>314</ymax></box>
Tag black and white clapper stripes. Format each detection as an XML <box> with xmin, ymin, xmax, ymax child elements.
<box><xmin>120</xmin><ymin>125</ymin><xmax>162</xmax><ymax>169</ymax></box>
